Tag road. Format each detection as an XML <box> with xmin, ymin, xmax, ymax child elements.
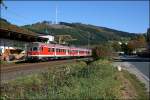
<box><xmin>118</xmin><ymin>55</ymin><xmax>150</xmax><ymax>79</ymax></box>
<box><xmin>113</xmin><ymin>55</ymin><xmax>150</xmax><ymax>92</ymax></box>
<box><xmin>129</xmin><ymin>62</ymin><xmax>149</xmax><ymax>78</ymax></box>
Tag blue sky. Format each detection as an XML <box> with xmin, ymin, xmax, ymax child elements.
<box><xmin>1</xmin><ymin>0</ymin><xmax>149</xmax><ymax>33</ymax></box>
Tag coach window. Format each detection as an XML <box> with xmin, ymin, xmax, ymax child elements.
<box><xmin>76</xmin><ymin>50</ymin><xmax>78</xmax><ymax>53</ymax></box>
<box><xmin>30</xmin><ymin>48</ymin><xmax>32</xmax><ymax>51</ymax></box>
<box><xmin>52</xmin><ymin>48</ymin><xmax>55</xmax><ymax>52</ymax></box>
<box><xmin>56</xmin><ymin>49</ymin><xmax>59</xmax><ymax>52</ymax></box>
<box><xmin>48</xmin><ymin>48</ymin><xmax>51</xmax><ymax>52</ymax></box>
<box><xmin>40</xmin><ymin>47</ymin><xmax>43</xmax><ymax>51</ymax></box>
<box><xmin>33</xmin><ymin>47</ymin><xmax>37</xmax><ymax>51</ymax></box>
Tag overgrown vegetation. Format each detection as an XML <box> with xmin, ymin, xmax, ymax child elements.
<box><xmin>122</xmin><ymin>70</ymin><xmax>149</xmax><ymax>99</ymax></box>
<box><xmin>1</xmin><ymin>60</ymin><xmax>121</xmax><ymax>99</ymax></box>
<box><xmin>0</xmin><ymin>60</ymin><xmax>149</xmax><ymax>99</ymax></box>
<box><xmin>92</xmin><ymin>44</ymin><xmax>114</xmax><ymax>60</ymax></box>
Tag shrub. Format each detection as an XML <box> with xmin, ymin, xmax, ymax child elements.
<box><xmin>92</xmin><ymin>44</ymin><xmax>114</xmax><ymax>60</ymax></box>
<box><xmin>0</xmin><ymin>60</ymin><xmax>120</xmax><ymax>99</ymax></box>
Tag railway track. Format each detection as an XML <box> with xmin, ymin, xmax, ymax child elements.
<box><xmin>1</xmin><ymin>60</ymin><xmax>71</xmax><ymax>73</ymax></box>
<box><xmin>1</xmin><ymin>58</ymin><xmax>93</xmax><ymax>81</ymax></box>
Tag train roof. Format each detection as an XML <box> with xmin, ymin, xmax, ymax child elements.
<box><xmin>30</xmin><ymin>42</ymin><xmax>91</xmax><ymax>51</ymax></box>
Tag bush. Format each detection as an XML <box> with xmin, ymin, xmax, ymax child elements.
<box><xmin>0</xmin><ymin>60</ymin><xmax>120</xmax><ymax>99</ymax></box>
<box><xmin>92</xmin><ymin>44</ymin><xmax>114</xmax><ymax>60</ymax></box>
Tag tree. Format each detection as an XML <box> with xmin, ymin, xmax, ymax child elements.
<box><xmin>127</xmin><ymin>40</ymin><xmax>137</xmax><ymax>52</ymax></box>
<box><xmin>121</xmin><ymin>35</ymin><xmax>147</xmax><ymax>54</ymax></box>
<box><xmin>112</xmin><ymin>41</ymin><xmax>121</xmax><ymax>52</ymax></box>
<box><xmin>121</xmin><ymin>43</ymin><xmax>131</xmax><ymax>54</ymax></box>
<box><xmin>137</xmin><ymin>35</ymin><xmax>147</xmax><ymax>47</ymax></box>
<box><xmin>0</xmin><ymin>0</ymin><xmax>7</xmax><ymax>9</ymax></box>
<box><xmin>147</xmin><ymin>28</ymin><xmax>150</xmax><ymax>42</ymax></box>
<box><xmin>55</xmin><ymin>35</ymin><xmax>76</xmax><ymax>44</ymax></box>
<box><xmin>0</xmin><ymin>0</ymin><xmax>2</xmax><ymax>4</ymax></box>
<box><xmin>92</xmin><ymin>44</ymin><xmax>113</xmax><ymax>59</ymax></box>
<box><xmin>147</xmin><ymin>28</ymin><xmax>150</xmax><ymax>51</ymax></box>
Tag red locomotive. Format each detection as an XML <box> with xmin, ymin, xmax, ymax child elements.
<box><xmin>27</xmin><ymin>42</ymin><xmax>92</xmax><ymax>61</ymax></box>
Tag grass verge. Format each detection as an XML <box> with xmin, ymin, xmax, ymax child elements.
<box><xmin>0</xmin><ymin>59</ymin><xmax>149</xmax><ymax>99</ymax></box>
<box><xmin>122</xmin><ymin>70</ymin><xmax>149</xmax><ymax>99</ymax></box>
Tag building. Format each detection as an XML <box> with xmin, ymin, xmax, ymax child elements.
<box><xmin>39</xmin><ymin>35</ymin><xmax>54</xmax><ymax>43</ymax></box>
<box><xmin>0</xmin><ymin>28</ymin><xmax>48</xmax><ymax>61</ymax></box>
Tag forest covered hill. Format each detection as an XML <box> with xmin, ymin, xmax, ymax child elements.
<box><xmin>22</xmin><ymin>21</ymin><xmax>138</xmax><ymax>45</ymax></box>
<box><xmin>0</xmin><ymin>18</ymin><xmax>138</xmax><ymax>46</ymax></box>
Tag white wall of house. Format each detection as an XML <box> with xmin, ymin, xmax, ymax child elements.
<box><xmin>39</xmin><ymin>35</ymin><xmax>54</xmax><ymax>43</ymax></box>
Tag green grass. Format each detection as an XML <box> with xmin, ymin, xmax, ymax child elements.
<box><xmin>0</xmin><ymin>59</ymin><xmax>148</xmax><ymax>99</ymax></box>
<box><xmin>122</xmin><ymin>70</ymin><xmax>149</xmax><ymax>99</ymax></box>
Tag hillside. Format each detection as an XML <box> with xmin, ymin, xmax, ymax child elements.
<box><xmin>0</xmin><ymin>18</ymin><xmax>39</xmax><ymax>36</ymax></box>
<box><xmin>0</xmin><ymin>18</ymin><xmax>138</xmax><ymax>46</ymax></box>
<box><xmin>22</xmin><ymin>21</ymin><xmax>137</xmax><ymax>45</ymax></box>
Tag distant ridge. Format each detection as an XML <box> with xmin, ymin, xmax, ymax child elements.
<box><xmin>0</xmin><ymin>18</ymin><xmax>138</xmax><ymax>45</ymax></box>
<box><xmin>0</xmin><ymin>18</ymin><xmax>40</xmax><ymax>36</ymax></box>
<box><xmin>22</xmin><ymin>21</ymin><xmax>138</xmax><ymax>45</ymax></box>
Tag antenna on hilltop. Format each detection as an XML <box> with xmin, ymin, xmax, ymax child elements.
<box><xmin>55</xmin><ymin>5</ymin><xmax>58</xmax><ymax>24</ymax></box>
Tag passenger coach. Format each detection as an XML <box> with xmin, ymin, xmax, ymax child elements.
<box><xmin>27</xmin><ymin>42</ymin><xmax>92</xmax><ymax>61</ymax></box>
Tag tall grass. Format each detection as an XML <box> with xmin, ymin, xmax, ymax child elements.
<box><xmin>1</xmin><ymin>60</ymin><xmax>121</xmax><ymax>99</ymax></box>
<box><xmin>122</xmin><ymin>70</ymin><xmax>149</xmax><ymax>99</ymax></box>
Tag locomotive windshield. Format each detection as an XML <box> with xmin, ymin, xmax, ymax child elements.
<box><xmin>33</xmin><ymin>47</ymin><xmax>38</xmax><ymax>51</ymax></box>
<box><xmin>27</xmin><ymin>42</ymin><xmax>39</xmax><ymax>51</ymax></box>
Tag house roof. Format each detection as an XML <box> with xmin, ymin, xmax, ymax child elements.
<box><xmin>0</xmin><ymin>28</ymin><xmax>48</xmax><ymax>42</ymax></box>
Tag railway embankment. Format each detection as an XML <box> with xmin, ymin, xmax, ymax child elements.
<box><xmin>0</xmin><ymin>59</ymin><xmax>149</xmax><ymax>99</ymax></box>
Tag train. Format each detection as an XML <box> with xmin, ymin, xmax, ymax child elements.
<box><xmin>27</xmin><ymin>42</ymin><xmax>92</xmax><ymax>61</ymax></box>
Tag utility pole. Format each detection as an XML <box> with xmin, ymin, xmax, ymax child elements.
<box><xmin>147</xmin><ymin>28</ymin><xmax>150</xmax><ymax>50</ymax></box>
<box><xmin>55</xmin><ymin>5</ymin><xmax>58</xmax><ymax>24</ymax></box>
<box><xmin>55</xmin><ymin>35</ymin><xmax>76</xmax><ymax>44</ymax></box>
<box><xmin>88</xmin><ymin>32</ymin><xmax>90</xmax><ymax>49</ymax></box>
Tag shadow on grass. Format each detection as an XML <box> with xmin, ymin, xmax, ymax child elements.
<box><xmin>113</xmin><ymin>58</ymin><xmax>150</xmax><ymax>62</ymax></box>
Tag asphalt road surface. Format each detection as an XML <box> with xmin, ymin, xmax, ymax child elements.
<box><xmin>118</xmin><ymin>55</ymin><xmax>150</xmax><ymax>79</ymax></box>
<box><xmin>130</xmin><ymin>62</ymin><xmax>149</xmax><ymax>79</ymax></box>
<box><xmin>113</xmin><ymin>55</ymin><xmax>150</xmax><ymax>92</ymax></box>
